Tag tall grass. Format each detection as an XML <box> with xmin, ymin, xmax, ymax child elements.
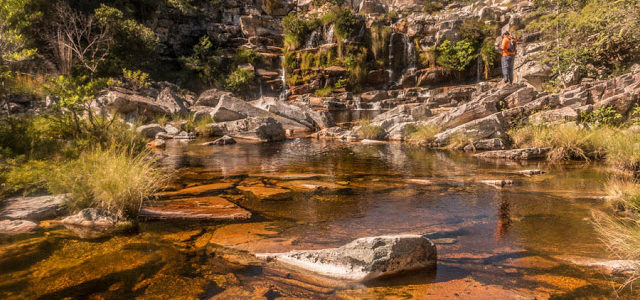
<box><xmin>357</xmin><ymin>119</ymin><xmax>384</xmax><ymax>140</ymax></box>
<box><xmin>49</xmin><ymin>148</ymin><xmax>168</xmax><ymax>219</ymax></box>
<box><xmin>509</xmin><ymin>124</ymin><xmax>605</xmax><ymax>161</ymax></box>
<box><xmin>407</xmin><ymin>124</ymin><xmax>440</xmax><ymax>145</ymax></box>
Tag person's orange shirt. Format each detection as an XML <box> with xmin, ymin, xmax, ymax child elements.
<box><xmin>502</xmin><ymin>36</ymin><xmax>517</xmax><ymax>56</ymax></box>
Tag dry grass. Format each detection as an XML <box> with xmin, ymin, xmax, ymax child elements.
<box><xmin>407</xmin><ymin>124</ymin><xmax>440</xmax><ymax>145</ymax></box>
<box><xmin>445</xmin><ymin>131</ymin><xmax>474</xmax><ymax>150</ymax></box>
<box><xmin>49</xmin><ymin>148</ymin><xmax>168</xmax><ymax>219</ymax></box>
<box><xmin>509</xmin><ymin>123</ymin><xmax>605</xmax><ymax>161</ymax></box>
<box><xmin>357</xmin><ymin>119</ymin><xmax>384</xmax><ymax>140</ymax></box>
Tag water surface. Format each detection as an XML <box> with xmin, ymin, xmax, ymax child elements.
<box><xmin>0</xmin><ymin>139</ymin><xmax>631</xmax><ymax>299</ymax></box>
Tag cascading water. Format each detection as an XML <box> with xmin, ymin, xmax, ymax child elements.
<box><xmin>324</xmin><ymin>24</ymin><xmax>335</xmax><ymax>44</ymax></box>
<box><xmin>304</xmin><ymin>28</ymin><xmax>323</xmax><ymax>50</ymax></box>
<box><xmin>354</xmin><ymin>96</ymin><xmax>362</xmax><ymax>110</ymax></box>
<box><xmin>388</xmin><ymin>30</ymin><xmax>417</xmax><ymax>88</ymax></box>
<box><xmin>279</xmin><ymin>56</ymin><xmax>289</xmax><ymax>101</ymax></box>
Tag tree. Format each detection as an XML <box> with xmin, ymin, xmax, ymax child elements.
<box><xmin>0</xmin><ymin>0</ymin><xmax>38</xmax><ymax>113</ymax></box>
<box><xmin>50</xmin><ymin>2</ymin><xmax>112</xmax><ymax>77</ymax></box>
<box><xmin>436</xmin><ymin>39</ymin><xmax>478</xmax><ymax>72</ymax></box>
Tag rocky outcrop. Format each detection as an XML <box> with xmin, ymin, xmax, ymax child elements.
<box><xmin>97</xmin><ymin>86</ymin><xmax>190</xmax><ymax>118</ymax></box>
<box><xmin>474</xmin><ymin>148</ymin><xmax>550</xmax><ymax>160</ymax></box>
<box><xmin>0</xmin><ymin>195</ymin><xmax>67</xmax><ymax>221</ymax></box>
<box><xmin>208</xmin><ymin>117</ymin><xmax>286</xmax><ymax>142</ymax></box>
<box><xmin>0</xmin><ymin>220</ymin><xmax>39</xmax><ymax>235</ymax></box>
<box><xmin>136</xmin><ymin>124</ymin><xmax>166</xmax><ymax>138</ymax></box>
<box><xmin>257</xmin><ymin>234</ymin><xmax>437</xmax><ymax>281</ymax></box>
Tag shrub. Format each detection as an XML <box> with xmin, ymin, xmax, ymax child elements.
<box><xmin>321</xmin><ymin>8</ymin><xmax>363</xmax><ymax>40</ymax></box>
<box><xmin>357</xmin><ymin>119</ymin><xmax>384</xmax><ymax>140</ymax></box>
<box><xmin>580</xmin><ymin>106</ymin><xmax>622</xmax><ymax>126</ymax></box>
<box><xmin>122</xmin><ymin>68</ymin><xmax>150</xmax><ymax>90</ymax></box>
<box><xmin>49</xmin><ymin>148</ymin><xmax>167</xmax><ymax>219</ymax></box>
<box><xmin>225</xmin><ymin>68</ymin><xmax>255</xmax><ymax>93</ymax></box>
<box><xmin>282</xmin><ymin>13</ymin><xmax>319</xmax><ymax>50</ymax></box>
<box><xmin>632</xmin><ymin>106</ymin><xmax>640</xmax><ymax>126</ymax></box>
<box><xmin>407</xmin><ymin>124</ymin><xmax>440</xmax><ymax>144</ymax></box>
<box><xmin>423</xmin><ymin>0</ymin><xmax>447</xmax><ymax>14</ymax></box>
<box><xmin>0</xmin><ymin>159</ymin><xmax>52</xmax><ymax>197</ymax></box>
<box><xmin>370</xmin><ymin>25</ymin><xmax>391</xmax><ymax>65</ymax></box>
<box><xmin>314</xmin><ymin>86</ymin><xmax>333</xmax><ymax>97</ymax></box>
<box><xmin>436</xmin><ymin>39</ymin><xmax>478</xmax><ymax>72</ymax></box>
<box><xmin>480</xmin><ymin>37</ymin><xmax>497</xmax><ymax>79</ymax></box>
<box><xmin>181</xmin><ymin>36</ymin><xmax>224</xmax><ymax>86</ymax></box>
<box><xmin>509</xmin><ymin>123</ymin><xmax>606</xmax><ymax>161</ymax></box>
<box><xmin>233</xmin><ymin>48</ymin><xmax>261</xmax><ymax>66</ymax></box>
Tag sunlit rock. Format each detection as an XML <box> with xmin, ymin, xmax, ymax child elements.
<box><xmin>257</xmin><ymin>234</ymin><xmax>437</xmax><ymax>282</ymax></box>
<box><xmin>0</xmin><ymin>194</ymin><xmax>67</xmax><ymax>221</ymax></box>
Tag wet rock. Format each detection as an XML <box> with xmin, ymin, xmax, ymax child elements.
<box><xmin>137</xmin><ymin>124</ymin><xmax>166</xmax><ymax>138</ymax></box>
<box><xmin>0</xmin><ymin>220</ymin><xmax>38</xmax><ymax>235</ymax></box>
<box><xmin>140</xmin><ymin>196</ymin><xmax>251</xmax><ymax>221</ymax></box>
<box><xmin>257</xmin><ymin>234</ymin><xmax>437</xmax><ymax>281</ymax></box>
<box><xmin>557</xmin><ymin>256</ymin><xmax>640</xmax><ymax>276</ymax></box>
<box><xmin>361</xmin><ymin>139</ymin><xmax>386</xmax><ymax>144</ymax></box>
<box><xmin>156</xmin><ymin>182</ymin><xmax>235</xmax><ymax>197</ymax></box>
<box><xmin>279</xmin><ymin>180</ymin><xmax>351</xmax><ymax>194</ymax></box>
<box><xmin>481</xmin><ymin>180</ymin><xmax>514</xmax><ymax>188</ymax></box>
<box><xmin>0</xmin><ymin>194</ymin><xmax>67</xmax><ymax>221</ymax></box>
<box><xmin>474</xmin><ymin>148</ymin><xmax>550</xmax><ymax>160</ymax></box>
<box><xmin>517</xmin><ymin>169</ymin><xmax>545</xmax><ymax>176</ymax></box>
<box><xmin>61</xmin><ymin>208</ymin><xmax>118</xmax><ymax>228</ymax></box>
<box><xmin>237</xmin><ymin>186</ymin><xmax>293</xmax><ymax>201</ymax></box>
<box><xmin>463</xmin><ymin>138</ymin><xmax>507</xmax><ymax>152</ymax></box>
<box><xmin>174</xmin><ymin>131</ymin><xmax>195</xmax><ymax>140</ymax></box>
<box><xmin>208</xmin><ymin>117</ymin><xmax>286</xmax><ymax>142</ymax></box>
<box><xmin>202</xmin><ymin>135</ymin><xmax>237</xmax><ymax>146</ymax></box>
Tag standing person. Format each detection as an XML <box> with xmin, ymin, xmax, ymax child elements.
<box><xmin>501</xmin><ymin>31</ymin><xmax>517</xmax><ymax>84</ymax></box>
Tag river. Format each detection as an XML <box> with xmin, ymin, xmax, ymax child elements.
<box><xmin>0</xmin><ymin>138</ymin><xmax>629</xmax><ymax>299</ymax></box>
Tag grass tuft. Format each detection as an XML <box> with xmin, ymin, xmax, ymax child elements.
<box><xmin>357</xmin><ymin>119</ymin><xmax>384</xmax><ymax>140</ymax></box>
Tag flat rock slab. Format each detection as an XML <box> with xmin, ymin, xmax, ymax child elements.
<box><xmin>516</xmin><ymin>169</ymin><xmax>545</xmax><ymax>176</ymax></box>
<box><xmin>257</xmin><ymin>234</ymin><xmax>437</xmax><ymax>282</ymax></box>
<box><xmin>0</xmin><ymin>220</ymin><xmax>38</xmax><ymax>235</ymax></box>
<box><xmin>481</xmin><ymin>180</ymin><xmax>514</xmax><ymax>188</ymax></box>
<box><xmin>278</xmin><ymin>180</ymin><xmax>351</xmax><ymax>194</ymax></box>
<box><xmin>156</xmin><ymin>182</ymin><xmax>235</xmax><ymax>197</ymax></box>
<box><xmin>249</xmin><ymin>173</ymin><xmax>327</xmax><ymax>181</ymax></box>
<box><xmin>140</xmin><ymin>196</ymin><xmax>251</xmax><ymax>221</ymax></box>
<box><xmin>474</xmin><ymin>148</ymin><xmax>550</xmax><ymax>160</ymax></box>
<box><xmin>555</xmin><ymin>255</ymin><xmax>640</xmax><ymax>276</ymax></box>
<box><xmin>237</xmin><ymin>186</ymin><xmax>293</xmax><ymax>200</ymax></box>
<box><xmin>0</xmin><ymin>194</ymin><xmax>67</xmax><ymax>221</ymax></box>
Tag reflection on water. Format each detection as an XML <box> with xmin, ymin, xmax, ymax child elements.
<box><xmin>0</xmin><ymin>139</ymin><xmax>630</xmax><ymax>299</ymax></box>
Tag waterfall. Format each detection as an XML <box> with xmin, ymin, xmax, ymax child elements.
<box><xmin>305</xmin><ymin>28</ymin><xmax>323</xmax><ymax>50</ymax></box>
<box><xmin>258</xmin><ymin>78</ymin><xmax>263</xmax><ymax>99</ymax></box>
<box><xmin>389</xmin><ymin>31</ymin><xmax>417</xmax><ymax>87</ymax></box>
<box><xmin>324</xmin><ymin>24</ymin><xmax>335</xmax><ymax>44</ymax></box>
<box><xmin>279</xmin><ymin>56</ymin><xmax>289</xmax><ymax>101</ymax></box>
<box><xmin>387</xmin><ymin>23</ymin><xmax>396</xmax><ymax>86</ymax></box>
<box><xmin>477</xmin><ymin>56</ymin><xmax>482</xmax><ymax>83</ymax></box>
<box><xmin>354</xmin><ymin>96</ymin><xmax>362</xmax><ymax>110</ymax></box>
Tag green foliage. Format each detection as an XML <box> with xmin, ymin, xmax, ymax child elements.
<box><xmin>233</xmin><ymin>48</ymin><xmax>261</xmax><ymax>67</ymax></box>
<box><xmin>263</xmin><ymin>0</ymin><xmax>283</xmax><ymax>15</ymax></box>
<box><xmin>282</xmin><ymin>13</ymin><xmax>319</xmax><ymax>50</ymax></box>
<box><xmin>343</xmin><ymin>46</ymin><xmax>367</xmax><ymax>91</ymax></box>
<box><xmin>225</xmin><ymin>68</ymin><xmax>255</xmax><ymax>93</ymax></box>
<box><xmin>423</xmin><ymin>0</ymin><xmax>448</xmax><ymax>14</ymax></box>
<box><xmin>94</xmin><ymin>4</ymin><xmax>158</xmax><ymax>75</ymax></box>
<box><xmin>528</xmin><ymin>0</ymin><xmax>640</xmax><ymax>86</ymax></box>
<box><xmin>321</xmin><ymin>7</ymin><xmax>363</xmax><ymax>40</ymax></box>
<box><xmin>49</xmin><ymin>147</ymin><xmax>167</xmax><ymax>218</ymax></box>
<box><xmin>436</xmin><ymin>39</ymin><xmax>478</xmax><ymax>71</ymax></box>
<box><xmin>122</xmin><ymin>68</ymin><xmax>150</xmax><ymax>90</ymax></box>
<box><xmin>283</xmin><ymin>51</ymin><xmax>299</xmax><ymax>74</ymax></box>
<box><xmin>370</xmin><ymin>25</ymin><xmax>391</xmax><ymax>65</ymax></box>
<box><xmin>1</xmin><ymin>159</ymin><xmax>52</xmax><ymax>197</ymax></box>
<box><xmin>459</xmin><ymin>18</ymin><xmax>498</xmax><ymax>44</ymax></box>
<box><xmin>357</xmin><ymin>119</ymin><xmax>384</xmax><ymax>140</ymax></box>
<box><xmin>480</xmin><ymin>37</ymin><xmax>497</xmax><ymax>79</ymax></box>
<box><xmin>181</xmin><ymin>36</ymin><xmax>224</xmax><ymax>86</ymax></box>
<box><xmin>313</xmin><ymin>0</ymin><xmax>344</xmax><ymax>6</ymax></box>
<box><xmin>314</xmin><ymin>86</ymin><xmax>333</xmax><ymax>97</ymax></box>
<box><xmin>580</xmin><ymin>106</ymin><xmax>622</xmax><ymax>126</ymax></box>
<box><xmin>167</xmin><ymin>0</ymin><xmax>197</xmax><ymax>14</ymax></box>
<box><xmin>632</xmin><ymin>106</ymin><xmax>640</xmax><ymax>126</ymax></box>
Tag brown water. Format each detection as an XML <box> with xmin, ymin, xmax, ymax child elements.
<box><xmin>0</xmin><ymin>139</ymin><xmax>635</xmax><ymax>299</ymax></box>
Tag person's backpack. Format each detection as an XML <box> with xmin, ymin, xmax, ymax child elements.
<box><xmin>507</xmin><ymin>37</ymin><xmax>517</xmax><ymax>54</ymax></box>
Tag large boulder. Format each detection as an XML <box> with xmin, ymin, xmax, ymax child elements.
<box><xmin>97</xmin><ymin>87</ymin><xmax>188</xmax><ymax>117</ymax></box>
<box><xmin>0</xmin><ymin>220</ymin><xmax>38</xmax><ymax>235</ymax></box>
<box><xmin>194</xmin><ymin>89</ymin><xmax>235</xmax><ymax>107</ymax></box>
<box><xmin>136</xmin><ymin>124</ymin><xmax>166</xmax><ymax>138</ymax></box>
<box><xmin>257</xmin><ymin>234</ymin><xmax>437</xmax><ymax>282</ymax></box>
<box><xmin>251</xmin><ymin>97</ymin><xmax>315</xmax><ymax>129</ymax></box>
<box><xmin>0</xmin><ymin>195</ymin><xmax>67</xmax><ymax>221</ymax></box>
<box><xmin>207</xmin><ymin>117</ymin><xmax>286</xmax><ymax>142</ymax></box>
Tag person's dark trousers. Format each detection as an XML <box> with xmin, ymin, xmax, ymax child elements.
<box><xmin>501</xmin><ymin>55</ymin><xmax>515</xmax><ymax>84</ymax></box>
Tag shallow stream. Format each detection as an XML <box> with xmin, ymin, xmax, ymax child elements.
<box><xmin>0</xmin><ymin>139</ymin><xmax>632</xmax><ymax>299</ymax></box>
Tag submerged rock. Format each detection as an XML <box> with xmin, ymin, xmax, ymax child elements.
<box><xmin>237</xmin><ymin>186</ymin><xmax>292</xmax><ymax>201</ymax></box>
<box><xmin>140</xmin><ymin>196</ymin><xmax>251</xmax><ymax>221</ymax></box>
<box><xmin>517</xmin><ymin>169</ymin><xmax>545</xmax><ymax>176</ymax></box>
<box><xmin>257</xmin><ymin>234</ymin><xmax>437</xmax><ymax>282</ymax></box>
<box><xmin>0</xmin><ymin>220</ymin><xmax>38</xmax><ymax>235</ymax></box>
<box><xmin>481</xmin><ymin>180</ymin><xmax>514</xmax><ymax>188</ymax></box>
<box><xmin>202</xmin><ymin>135</ymin><xmax>237</xmax><ymax>146</ymax></box>
<box><xmin>0</xmin><ymin>194</ymin><xmax>67</xmax><ymax>221</ymax></box>
<box><xmin>474</xmin><ymin>148</ymin><xmax>550</xmax><ymax>160</ymax></box>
